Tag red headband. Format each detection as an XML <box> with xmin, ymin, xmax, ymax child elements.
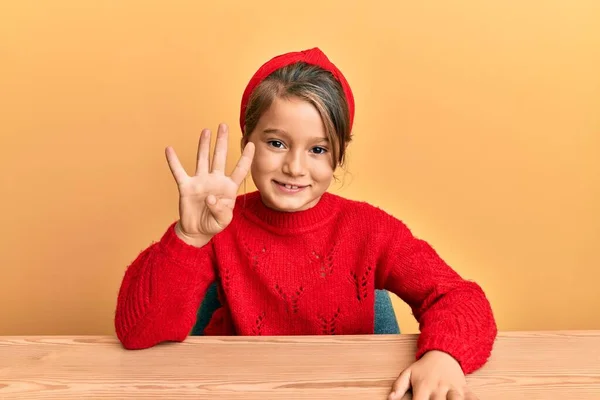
<box><xmin>239</xmin><ymin>47</ymin><xmax>355</xmax><ymax>134</ymax></box>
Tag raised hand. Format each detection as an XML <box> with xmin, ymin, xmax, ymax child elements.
<box><xmin>165</xmin><ymin>123</ymin><xmax>255</xmax><ymax>247</ymax></box>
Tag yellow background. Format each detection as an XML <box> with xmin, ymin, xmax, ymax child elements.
<box><xmin>1</xmin><ymin>1</ymin><xmax>598</xmax><ymax>335</ymax></box>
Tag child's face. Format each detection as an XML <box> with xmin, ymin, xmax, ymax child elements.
<box><xmin>246</xmin><ymin>96</ymin><xmax>335</xmax><ymax>212</ymax></box>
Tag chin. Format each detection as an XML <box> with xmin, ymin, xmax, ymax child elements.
<box><xmin>263</xmin><ymin>193</ymin><xmax>318</xmax><ymax>212</ymax></box>
<box><xmin>270</xmin><ymin>198</ymin><xmax>311</xmax><ymax>212</ymax></box>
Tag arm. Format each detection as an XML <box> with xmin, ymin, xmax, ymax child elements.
<box><xmin>114</xmin><ymin>222</ymin><xmax>216</xmax><ymax>349</ymax></box>
<box><xmin>376</xmin><ymin>219</ymin><xmax>497</xmax><ymax>374</ymax></box>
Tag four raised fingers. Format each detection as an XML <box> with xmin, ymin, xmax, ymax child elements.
<box><xmin>167</xmin><ymin>123</ymin><xmax>254</xmax><ymax>187</ymax></box>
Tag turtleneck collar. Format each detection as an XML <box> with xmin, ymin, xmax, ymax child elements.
<box><xmin>238</xmin><ymin>190</ymin><xmax>339</xmax><ymax>234</ymax></box>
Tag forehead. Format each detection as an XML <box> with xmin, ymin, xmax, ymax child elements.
<box><xmin>257</xmin><ymin>96</ymin><xmax>327</xmax><ymax>140</ymax></box>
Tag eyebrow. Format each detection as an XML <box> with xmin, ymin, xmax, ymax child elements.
<box><xmin>262</xmin><ymin>128</ymin><xmax>328</xmax><ymax>143</ymax></box>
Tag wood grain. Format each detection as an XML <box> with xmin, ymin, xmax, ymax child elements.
<box><xmin>1</xmin><ymin>331</ymin><xmax>599</xmax><ymax>399</ymax></box>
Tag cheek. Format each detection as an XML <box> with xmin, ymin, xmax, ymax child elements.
<box><xmin>251</xmin><ymin>148</ymin><xmax>278</xmax><ymax>177</ymax></box>
<box><xmin>311</xmin><ymin>161</ymin><xmax>335</xmax><ymax>182</ymax></box>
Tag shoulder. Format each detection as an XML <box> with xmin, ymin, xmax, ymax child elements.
<box><xmin>331</xmin><ymin>192</ymin><xmax>393</xmax><ymax>218</ymax></box>
<box><xmin>328</xmin><ymin>193</ymin><xmax>409</xmax><ymax>233</ymax></box>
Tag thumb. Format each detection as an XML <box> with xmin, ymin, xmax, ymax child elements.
<box><xmin>388</xmin><ymin>368</ymin><xmax>412</xmax><ymax>400</ymax></box>
<box><xmin>206</xmin><ymin>195</ymin><xmax>233</xmax><ymax>229</ymax></box>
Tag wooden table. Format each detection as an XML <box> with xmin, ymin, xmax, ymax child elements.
<box><xmin>1</xmin><ymin>331</ymin><xmax>599</xmax><ymax>399</ymax></box>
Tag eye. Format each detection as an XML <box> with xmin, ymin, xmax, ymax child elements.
<box><xmin>267</xmin><ymin>140</ymin><xmax>285</xmax><ymax>149</ymax></box>
<box><xmin>310</xmin><ymin>146</ymin><xmax>328</xmax><ymax>155</ymax></box>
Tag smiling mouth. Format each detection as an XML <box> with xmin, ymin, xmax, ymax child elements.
<box><xmin>273</xmin><ymin>180</ymin><xmax>309</xmax><ymax>190</ymax></box>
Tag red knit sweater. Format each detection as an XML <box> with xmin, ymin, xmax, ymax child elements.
<box><xmin>115</xmin><ymin>191</ymin><xmax>497</xmax><ymax>373</ymax></box>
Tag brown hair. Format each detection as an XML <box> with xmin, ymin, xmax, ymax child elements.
<box><xmin>242</xmin><ymin>62</ymin><xmax>352</xmax><ymax>168</ymax></box>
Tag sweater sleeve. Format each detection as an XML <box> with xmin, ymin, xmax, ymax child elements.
<box><xmin>375</xmin><ymin>217</ymin><xmax>497</xmax><ymax>374</ymax></box>
<box><xmin>114</xmin><ymin>222</ymin><xmax>216</xmax><ymax>350</ymax></box>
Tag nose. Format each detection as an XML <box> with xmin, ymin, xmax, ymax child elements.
<box><xmin>282</xmin><ymin>150</ymin><xmax>306</xmax><ymax>177</ymax></box>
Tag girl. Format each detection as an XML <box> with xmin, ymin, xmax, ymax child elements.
<box><xmin>115</xmin><ymin>47</ymin><xmax>496</xmax><ymax>400</ymax></box>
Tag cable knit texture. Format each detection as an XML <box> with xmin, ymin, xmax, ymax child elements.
<box><xmin>115</xmin><ymin>191</ymin><xmax>497</xmax><ymax>374</ymax></box>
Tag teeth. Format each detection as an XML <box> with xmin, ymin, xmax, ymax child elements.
<box><xmin>284</xmin><ymin>184</ymin><xmax>298</xmax><ymax>189</ymax></box>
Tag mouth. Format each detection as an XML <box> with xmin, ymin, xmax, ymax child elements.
<box><xmin>273</xmin><ymin>180</ymin><xmax>309</xmax><ymax>193</ymax></box>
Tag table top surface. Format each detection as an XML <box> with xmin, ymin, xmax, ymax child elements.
<box><xmin>1</xmin><ymin>330</ymin><xmax>599</xmax><ymax>399</ymax></box>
